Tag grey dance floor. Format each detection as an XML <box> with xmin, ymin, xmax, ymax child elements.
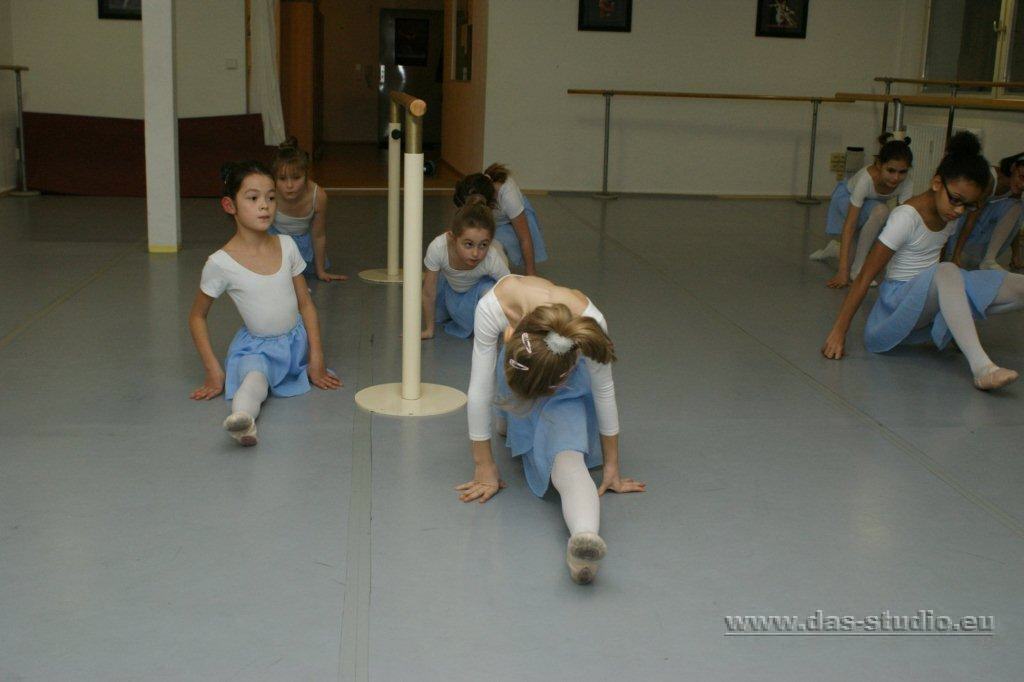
<box><xmin>1</xmin><ymin>193</ymin><xmax>1022</xmax><ymax>681</ymax></box>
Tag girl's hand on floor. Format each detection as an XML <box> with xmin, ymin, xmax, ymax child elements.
<box><xmin>826</xmin><ymin>272</ymin><xmax>851</xmax><ymax>289</ymax></box>
<box><xmin>190</xmin><ymin>370</ymin><xmax>225</xmax><ymax>400</ymax></box>
<box><xmin>821</xmin><ymin>330</ymin><xmax>846</xmax><ymax>359</ymax></box>
<box><xmin>317</xmin><ymin>270</ymin><xmax>349</xmax><ymax>283</ymax></box>
<box><xmin>309</xmin><ymin>364</ymin><xmax>343</xmax><ymax>390</ymax></box>
<box><xmin>456</xmin><ymin>464</ymin><xmax>506</xmax><ymax>503</ymax></box>
<box><xmin>598</xmin><ymin>468</ymin><xmax>646</xmax><ymax>495</ymax></box>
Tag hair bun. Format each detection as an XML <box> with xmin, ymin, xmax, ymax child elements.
<box><xmin>903</xmin><ymin>136</ymin><xmax>911</xmax><ymax>147</ymax></box>
<box><xmin>463</xmin><ymin>193</ymin><xmax>489</xmax><ymax>208</ymax></box>
<box><xmin>947</xmin><ymin>131</ymin><xmax>981</xmax><ymax>158</ymax></box>
<box><xmin>279</xmin><ymin>136</ymin><xmax>299</xmax><ymax>150</ymax></box>
<box><xmin>878</xmin><ymin>132</ymin><xmax>894</xmax><ymax>145</ymax></box>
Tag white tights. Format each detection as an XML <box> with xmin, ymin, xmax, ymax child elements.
<box><xmin>232</xmin><ymin>371</ymin><xmax>269</xmax><ymax>420</ymax></box>
<box><xmin>550</xmin><ymin>450</ymin><xmax>600</xmax><ymax>536</ymax></box>
<box><xmin>915</xmin><ymin>263</ymin><xmax>1024</xmax><ymax>377</ymax></box>
<box><xmin>981</xmin><ymin>203</ymin><xmax>1023</xmax><ymax>266</ymax></box>
<box><xmin>850</xmin><ymin>204</ymin><xmax>890</xmax><ymax>279</ymax></box>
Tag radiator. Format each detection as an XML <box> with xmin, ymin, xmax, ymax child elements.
<box><xmin>904</xmin><ymin>124</ymin><xmax>984</xmax><ymax>194</ymax></box>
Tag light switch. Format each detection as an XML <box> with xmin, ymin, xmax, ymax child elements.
<box><xmin>226</xmin><ymin>58</ymin><xmax>239</xmax><ymax>70</ymax></box>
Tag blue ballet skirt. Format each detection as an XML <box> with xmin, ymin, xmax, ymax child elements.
<box><xmin>494</xmin><ymin>196</ymin><xmax>549</xmax><ymax>267</ymax></box>
<box><xmin>224</xmin><ymin>318</ymin><xmax>311</xmax><ymax>399</ymax></box>
<box><xmin>268</xmin><ymin>228</ymin><xmax>325</xmax><ymax>277</ymax></box>
<box><xmin>944</xmin><ymin>198</ymin><xmax>1023</xmax><ymax>268</ymax></box>
<box><xmin>825</xmin><ymin>181</ymin><xmax>887</xmax><ymax>236</ymax></box>
<box><xmin>864</xmin><ymin>264</ymin><xmax>1006</xmax><ymax>353</ymax></box>
<box><xmin>435</xmin><ymin>275</ymin><xmax>496</xmax><ymax>339</ymax></box>
<box><xmin>495</xmin><ymin>349</ymin><xmax>602</xmax><ymax>498</ymax></box>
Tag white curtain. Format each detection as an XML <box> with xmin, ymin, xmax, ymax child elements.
<box><xmin>249</xmin><ymin>0</ymin><xmax>286</xmax><ymax>145</ymax></box>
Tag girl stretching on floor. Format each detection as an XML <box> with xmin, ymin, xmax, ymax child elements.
<box><xmin>459</xmin><ymin>275</ymin><xmax>645</xmax><ymax>584</ymax></box>
<box><xmin>947</xmin><ymin>151</ymin><xmax>1024</xmax><ymax>270</ymax></box>
<box><xmin>421</xmin><ymin>195</ymin><xmax>510</xmax><ymax>339</ymax></box>
<box><xmin>822</xmin><ymin>132</ymin><xmax>1024</xmax><ymax>391</ymax></box>
<box><xmin>811</xmin><ymin>134</ymin><xmax>913</xmax><ymax>288</ymax></box>
<box><xmin>189</xmin><ymin>161</ymin><xmax>341</xmax><ymax>446</ymax></box>
<box><xmin>270</xmin><ymin>138</ymin><xmax>347</xmax><ymax>282</ymax></box>
<box><xmin>454</xmin><ymin>163</ymin><xmax>548</xmax><ymax>276</ymax></box>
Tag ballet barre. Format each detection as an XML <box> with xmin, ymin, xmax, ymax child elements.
<box><xmin>0</xmin><ymin>65</ymin><xmax>38</xmax><ymax>197</ymax></box>
<box><xmin>354</xmin><ymin>91</ymin><xmax>467</xmax><ymax>417</ymax></box>
<box><xmin>567</xmin><ymin>89</ymin><xmax>853</xmax><ymax>204</ymax></box>
<box><xmin>872</xmin><ymin>76</ymin><xmax>1024</xmax><ymax>142</ymax></box>
<box><xmin>836</xmin><ymin>91</ymin><xmax>1024</xmax><ymax>147</ymax></box>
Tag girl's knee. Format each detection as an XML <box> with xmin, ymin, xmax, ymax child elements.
<box><xmin>936</xmin><ymin>261</ymin><xmax>962</xmax><ymax>281</ymax></box>
<box><xmin>869</xmin><ymin>203</ymin><xmax>890</xmax><ymax>220</ymax></box>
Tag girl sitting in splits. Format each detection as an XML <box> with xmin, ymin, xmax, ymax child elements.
<box><xmin>189</xmin><ymin>161</ymin><xmax>341</xmax><ymax>446</ymax></box>
<box><xmin>421</xmin><ymin>194</ymin><xmax>509</xmax><ymax>339</ymax></box>
<box><xmin>947</xmin><ymin>151</ymin><xmax>1024</xmax><ymax>270</ymax></box>
<box><xmin>811</xmin><ymin>134</ymin><xmax>913</xmax><ymax>289</ymax></box>
<box><xmin>458</xmin><ymin>274</ymin><xmax>645</xmax><ymax>584</ymax></box>
<box><xmin>822</xmin><ymin>132</ymin><xmax>1024</xmax><ymax>391</ymax></box>
<box><xmin>454</xmin><ymin>163</ymin><xmax>548</xmax><ymax>276</ymax></box>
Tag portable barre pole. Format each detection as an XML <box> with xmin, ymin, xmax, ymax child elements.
<box><xmin>401</xmin><ymin>107</ymin><xmax>423</xmax><ymax>400</ymax></box>
<box><xmin>2</xmin><ymin>65</ymin><xmax>38</xmax><ymax>197</ymax></box>
<box><xmin>880</xmin><ymin>79</ymin><xmax>892</xmax><ymax>137</ymax></box>
<box><xmin>387</xmin><ymin>101</ymin><xmax>401</xmax><ymax>277</ymax></box>
<box><xmin>796</xmin><ymin>99</ymin><xmax>821</xmax><ymax>205</ymax></box>
<box><xmin>596</xmin><ymin>91</ymin><xmax>617</xmax><ymax>200</ymax></box>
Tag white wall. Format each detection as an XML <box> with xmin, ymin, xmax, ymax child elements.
<box><xmin>0</xmin><ymin>0</ymin><xmax>16</xmax><ymax>190</ymax></box>
<box><xmin>9</xmin><ymin>0</ymin><xmax>246</xmax><ymax>120</ymax></box>
<box><xmin>483</xmin><ymin>1</ymin><xmax>931</xmax><ymax>195</ymax></box>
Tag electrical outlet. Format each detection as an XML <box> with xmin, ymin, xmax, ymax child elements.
<box><xmin>829</xmin><ymin>152</ymin><xmax>846</xmax><ymax>173</ymax></box>
<box><xmin>225</xmin><ymin>58</ymin><xmax>239</xmax><ymax>70</ymax></box>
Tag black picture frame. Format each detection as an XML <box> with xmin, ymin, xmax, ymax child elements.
<box><xmin>755</xmin><ymin>0</ymin><xmax>808</xmax><ymax>39</ymax></box>
<box><xmin>578</xmin><ymin>0</ymin><xmax>632</xmax><ymax>33</ymax></box>
<box><xmin>98</xmin><ymin>0</ymin><xmax>141</xmax><ymax>21</ymax></box>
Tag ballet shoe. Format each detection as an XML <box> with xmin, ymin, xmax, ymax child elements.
<box><xmin>809</xmin><ymin>240</ymin><xmax>840</xmax><ymax>261</ymax></box>
<box><xmin>223</xmin><ymin>412</ymin><xmax>258</xmax><ymax>446</ymax></box>
<box><xmin>973</xmin><ymin>366</ymin><xmax>1019</xmax><ymax>391</ymax></box>
<box><xmin>566</xmin><ymin>532</ymin><xmax>607</xmax><ymax>585</ymax></box>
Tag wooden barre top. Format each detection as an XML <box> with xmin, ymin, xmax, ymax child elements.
<box><xmin>0</xmin><ymin>65</ymin><xmax>29</xmax><ymax>72</ymax></box>
<box><xmin>567</xmin><ymin>88</ymin><xmax>852</xmax><ymax>103</ymax></box>
<box><xmin>875</xmin><ymin>76</ymin><xmax>1024</xmax><ymax>89</ymax></box>
<box><xmin>389</xmin><ymin>91</ymin><xmax>427</xmax><ymax>117</ymax></box>
<box><xmin>836</xmin><ymin>91</ymin><xmax>1024</xmax><ymax>112</ymax></box>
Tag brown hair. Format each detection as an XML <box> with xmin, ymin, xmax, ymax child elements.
<box><xmin>453</xmin><ymin>162</ymin><xmax>511</xmax><ymax>207</ymax></box>
<box><xmin>503</xmin><ymin>304</ymin><xmax>616</xmax><ymax>400</ymax></box>
<box><xmin>272</xmin><ymin>136</ymin><xmax>311</xmax><ymax>176</ymax></box>
<box><xmin>875</xmin><ymin>132</ymin><xmax>913</xmax><ymax>167</ymax></box>
<box><xmin>451</xmin><ymin>193</ymin><xmax>495</xmax><ymax>238</ymax></box>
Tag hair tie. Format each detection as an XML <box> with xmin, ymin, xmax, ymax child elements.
<box><xmin>508</xmin><ymin>358</ymin><xmax>529</xmax><ymax>371</ymax></box>
<box><xmin>544</xmin><ymin>331</ymin><xmax>574</xmax><ymax>356</ymax></box>
<box><xmin>521</xmin><ymin>332</ymin><xmax>533</xmax><ymax>355</ymax></box>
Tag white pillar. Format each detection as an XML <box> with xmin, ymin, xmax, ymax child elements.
<box><xmin>142</xmin><ymin>0</ymin><xmax>181</xmax><ymax>252</ymax></box>
<box><xmin>401</xmin><ymin>150</ymin><xmax>424</xmax><ymax>400</ymax></box>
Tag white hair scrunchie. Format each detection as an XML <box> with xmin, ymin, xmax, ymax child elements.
<box><xmin>544</xmin><ymin>331</ymin><xmax>574</xmax><ymax>356</ymax></box>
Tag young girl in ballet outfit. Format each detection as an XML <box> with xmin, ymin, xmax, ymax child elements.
<box><xmin>822</xmin><ymin>132</ymin><xmax>1024</xmax><ymax>391</ymax></box>
<box><xmin>270</xmin><ymin>138</ymin><xmax>347</xmax><ymax>282</ymax></box>
<box><xmin>811</xmin><ymin>134</ymin><xmax>913</xmax><ymax>288</ymax></box>
<box><xmin>421</xmin><ymin>194</ymin><xmax>510</xmax><ymax>339</ymax></box>
<box><xmin>458</xmin><ymin>275</ymin><xmax>645</xmax><ymax>584</ymax></box>
<box><xmin>947</xmin><ymin>151</ymin><xmax>1024</xmax><ymax>270</ymax></box>
<box><xmin>189</xmin><ymin>161</ymin><xmax>341</xmax><ymax>446</ymax></box>
<box><xmin>453</xmin><ymin>163</ymin><xmax>548</xmax><ymax>276</ymax></box>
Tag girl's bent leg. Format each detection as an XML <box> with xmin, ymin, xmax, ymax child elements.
<box><xmin>851</xmin><ymin>204</ymin><xmax>889</xmax><ymax>281</ymax></box>
<box><xmin>933</xmin><ymin>263</ymin><xmax>1017</xmax><ymax>389</ymax></box>
<box><xmin>981</xmin><ymin>204</ymin><xmax>1023</xmax><ymax>270</ymax></box>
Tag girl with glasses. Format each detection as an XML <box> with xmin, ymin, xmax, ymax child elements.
<box><xmin>822</xmin><ymin>132</ymin><xmax>1024</xmax><ymax>391</ymax></box>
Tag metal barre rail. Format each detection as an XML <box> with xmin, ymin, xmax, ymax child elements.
<box><xmin>567</xmin><ymin>88</ymin><xmax>852</xmax><ymax>203</ymax></box>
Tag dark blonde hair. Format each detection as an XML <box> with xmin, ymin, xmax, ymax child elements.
<box><xmin>451</xmin><ymin>193</ymin><xmax>495</xmax><ymax>238</ymax></box>
<box><xmin>503</xmin><ymin>303</ymin><xmax>616</xmax><ymax>400</ymax></box>
<box><xmin>272</xmin><ymin>136</ymin><xmax>311</xmax><ymax>176</ymax></box>
<box><xmin>453</xmin><ymin>162</ymin><xmax>511</xmax><ymax>207</ymax></box>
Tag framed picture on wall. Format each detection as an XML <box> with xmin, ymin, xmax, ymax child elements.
<box><xmin>755</xmin><ymin>0</ymin><xmax>808</xmax><ymax>39</ymax></box>
<box><xmin>578</xmin><ymin>0</ymin><xmax>632</xmax><ymax>32</ymax></box>
<box><xmin>98</xmin><ymin>0</ymin><xmax>141</xmax><ymax>21</ymax></box>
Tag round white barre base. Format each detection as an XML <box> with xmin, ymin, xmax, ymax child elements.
<box><xmin>358</xmin><ymin>268</ymin><xmax>404</xmax><ymax>284</ymax></box>
<box><xmin>355</xmin><ymin>383</ymin><xmax>466</xmax><ymax>417</ymax></box>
